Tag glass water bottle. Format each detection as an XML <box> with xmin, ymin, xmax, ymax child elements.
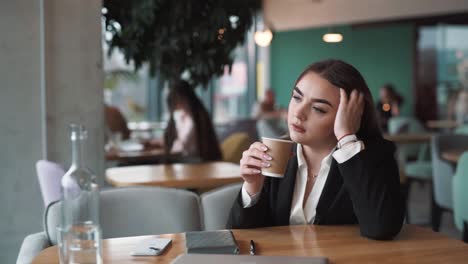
<box><xmin>60</xmin><ymin>124</ymin><xmax>102</xmax><ymax>264</ymax></box>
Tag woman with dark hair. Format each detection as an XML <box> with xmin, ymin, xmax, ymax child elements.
<box><xmin>227</xmin><ymin>59</ymin><xmax>404</xmax><ymax>240</ymax></box>
<box><xmin>376</xmin><ymin>83</ymin><xmax>404</xmax><ymax>132</ymax></box>
<box><xmin>163</xmin><ymin>80</ymin><xmax>222</xmax><ymax>162</ymax></box>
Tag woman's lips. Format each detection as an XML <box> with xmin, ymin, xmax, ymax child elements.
<box><xmin>291</xmin><ymin>124</ymin><xmax>306</xmax><ymax>133</ymax></box>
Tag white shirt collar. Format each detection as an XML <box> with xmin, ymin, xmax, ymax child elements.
<box><xmin>296</xmin><ymin>144</ymin><xmax>335</xmax><ymax>172</ymax></box>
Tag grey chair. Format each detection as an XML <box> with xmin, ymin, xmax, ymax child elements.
<box><xmin>431</xmin><ymin>134</ymin><xmax>468</xmax><ymax>231</ymax></box>
<box><xmin>200</xmin><ymin>183</ymin><xmax>242</xmax><ymax>230</ymax></box>
<box><xmin>17</xmin><ymin>186</ymin><xmax>202</xmax><ymax>264</ymax></box>
<box><xmin>36</xmin><ymin>160</ymin><xmax>65</xmax><ymax>208</ymax></box>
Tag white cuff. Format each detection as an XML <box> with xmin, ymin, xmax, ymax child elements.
<box><xmin>333</xmin><ymin>135</ymin><xmax>365</xmax><ymax>163</ymax></box>
<box><xmin>241</xmin><ymin>183</ymin><xmax>261</xmax><ymax>208</ymax></box>
<box><xmin>337</xmin><ymin>134</ymin><xmax>357</xmax><ymax>148</ymax></box>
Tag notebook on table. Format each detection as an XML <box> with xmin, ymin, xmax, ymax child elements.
<box><xmin>170</xmin><ymin>254</ymin><xmax>329</xmax><ymax>264</ymax></box>
<box><xmin>185</xmin><ymin>230</ymin><xmax>239</xmax><ymax>254</ymax></box>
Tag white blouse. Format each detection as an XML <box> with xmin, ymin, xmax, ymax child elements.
<box><xmin>171</xmin><ymin>109</ymin><xmax>197</xmax><ymax>156</ymax></box>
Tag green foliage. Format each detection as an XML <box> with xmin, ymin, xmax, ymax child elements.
<box><xmin>103</xmin><ymin>0</ymin><xmax>260</xmax><ymax>89</ymax></box>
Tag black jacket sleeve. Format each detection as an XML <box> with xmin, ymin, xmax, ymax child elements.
<box><xmin>337</xmin><ymin>138</ymin><xmax>404</xmax><ymax>240</ymax></box>
<box><xmin>226</xmin><ymin>179</ymin><xmax>273</xmax><ymax>229</ymax></box>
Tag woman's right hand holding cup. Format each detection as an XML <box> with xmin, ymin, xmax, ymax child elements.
<box><xmin>240</xmin><ymin>142</ymin><xmax>272</xmax><ymax>196</ymax></box>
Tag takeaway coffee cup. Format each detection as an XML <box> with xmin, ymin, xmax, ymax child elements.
<box><xmin>261</xmin><ymin>137</ymin><xmax>294</xmax><ymax>178</ymax></box>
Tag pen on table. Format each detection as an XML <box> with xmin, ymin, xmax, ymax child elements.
<box><xmin>250</xmin><ymin>240</ymin><xmax>256</xmax><ymax>256</ymax></box>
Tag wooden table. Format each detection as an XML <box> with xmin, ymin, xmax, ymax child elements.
<box><xmin>106</xmin><ymin>147</ymin><xmax>165</xmax><ymax>161</ymax></box>
<box><xmin>441</xmin><ymin>149</ymin><xmax>468</xmax><ymax>163</ymax></box>
<box><xmin>106</xmin><ymin>145</ymin><xmax>183</xmax><ymax>165</ymax></box>
<box><xmin>106</xmin><ymin>161</ymin><xmax>242</xmax><ymax>189</ymax></box>
<box><xmin>384</xmin><ymin>133</ymin><xmax>433</xmax><ymax>144</ymax></box>
<box><xmin>33</xmin><ymin>225</ymin><xmax>468</xmax><ymax>264</ymax></box>
<box><xmin>426</xmin><ymin>120</ymin><xmax>459</xmax><ymax>130</ymax></box>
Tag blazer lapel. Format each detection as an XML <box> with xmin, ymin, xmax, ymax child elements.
<box><xmin>315</xmin><ymin>159</ymin><xmax>343</xmax><ymax>223</ymax></box>
<box><xmin>274</xmin><ymin>146</ymin><xmax>298</xmax><ymax>225</ymax></box>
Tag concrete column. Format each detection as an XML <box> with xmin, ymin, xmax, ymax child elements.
<box><xmin>0</xmin><ymin>0</ymin><xmax>103</xmax><ymax>262</ymax></box>
<box><xmin>44</xmin><ymin>0</ymin><xmax>104</xmax><ymax>181</ymax></box>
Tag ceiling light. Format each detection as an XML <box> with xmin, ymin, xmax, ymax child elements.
<box><xmin>323</xmin><ymin>32</ymin><xmax>343</xmax><ymax>43</ymax></box>
<box><xmin>255</xmin><ymin>29</ymin><xmax>273</xmax><ymax>47</ymax></box>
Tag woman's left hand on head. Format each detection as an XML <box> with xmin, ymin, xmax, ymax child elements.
<box><xmin>334</xmin><ymin>89</ymin><xmax>364</xmax><ymax>140</ymax></box>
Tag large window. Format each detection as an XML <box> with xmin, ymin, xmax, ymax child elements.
<box><xmin>417</xmin><ymin>25</ymin><xmax>468</xmax><ymax>120</ymax></box>
<box><xmin>213</xmin><ymin>46</ymin><xmax>250</xmax><ymax>123</ymax></box>
<box><xmin>103</xmin><ymin>35</ymin><xmax>150</xmax><ymax>122</ymax></box>
<box><xmin>103</xmin><ymin>34</ymin><xmax>256</xmax><ymax>125</ymax></box>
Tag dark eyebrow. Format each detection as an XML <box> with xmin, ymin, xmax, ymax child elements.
<box><xmin>293</xmin><ymin>87</ymin><xmax>304</xmax><ymax>96</ymax></box>
<box><xmin>293</xmin><ymin>87</ymin><xmax>333</xmax><ymax>107</ymax></box>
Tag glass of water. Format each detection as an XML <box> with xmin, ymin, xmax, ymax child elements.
<box><xmin>59</xmin><ymin>223</ymin><xmax>102</xmax><ymax>264</ymax></box>
<box><xmin>57</xmin><ymin>227</ymin><xmax>68</xmax><ymax>264</ymax></box>
<box><xmin>68</xmin><ymin>223</ymin><xmax>102</xmax><ymax>264</ymax></box>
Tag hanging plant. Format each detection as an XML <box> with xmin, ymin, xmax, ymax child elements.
<box><xmin>103</xmin><ymin>0</ymin><xmax>260</xmax><ymax>89</ymax></box>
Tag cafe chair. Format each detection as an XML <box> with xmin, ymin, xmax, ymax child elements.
<box><xmin>388</xmin><ymin>117</ymin><xmax>432</xmax><ymax>223</ymax></box>
<box><xmin>100</xmin><ymin>187</ymin><xmax>202</xmax><ymax>238</ymax></box>
<box><xmin>388</xmin><ymin>116</ymin><xmax>427</xmax><ymax>161</ymax></box>
<box><xmin>454</xmin><ymin>124</ymin><xmax>468</xmax><ymax>135</ymax></box>
<box><xmin>17</xmin><ymin>187</ymin><xmax>202</xmax><ymax>263</ymax></box>
<box><xmin>431</xmin><ymin>134</ymin><xmax>468</xmax><ymax>232</ymax></box>
<box><xmin>221</xmin><ymin>132</ymin><xmax>250</xmax><ymax>164</ymax></box>
<box><xmin>216</xmin><ymin>118</ymin><xmax>259</xmax><ymax>144</ymax></box>
<box><xmin>200</xmin><ymin>183</ymin><xmax>242</xmax><ymax>230</ymax></box>
<box><xmin>452</xmin><ymin>151</ymin><xmax>468</xmax><ymax>243</ymax></box>
<box><xmin>36</xmin><ymin>160</ymin><xmax>65</xmax><ymax>208</ymax></box>
<box><xmin>403</xmin><ymin>142</ymin><xmax>433</xmax><ymax>223</ymax></box>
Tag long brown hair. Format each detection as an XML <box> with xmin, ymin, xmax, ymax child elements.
<box><xmin>293</xmin><ymin>59</ymin><xmax>382</xmax><ymax>139</ymax></box>
<box><xmin>164</xmin><ymin>80</ymin><xmax>222</xmax><ymax>161</ymax></box>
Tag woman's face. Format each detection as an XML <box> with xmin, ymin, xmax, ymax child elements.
<box><xmin>379</xmin><ymin>87</ymin><xmax>390</xmax><ymax>101</ymax></box>
<box><xmin>288</xmin><ymin>72</ymin><xmax>340</xmax><ymax>148</ymax></box>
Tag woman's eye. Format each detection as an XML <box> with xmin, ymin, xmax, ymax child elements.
<box><xmin>292</xmin><ymin>95</ymin><xmax>301</xmax><ymax>101</ymax></box>
<box><xmin>313</xmin><ymin>107</ymin><xmax>326</xmax><ymax>114</ymax></box>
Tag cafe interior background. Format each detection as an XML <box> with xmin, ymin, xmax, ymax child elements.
<box><xmin>2</xmin><ymin>0</ymin><xmax>468</xmax><ymax>262</ymax></box>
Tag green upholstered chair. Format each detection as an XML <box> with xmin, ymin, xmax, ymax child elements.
<box><xmin>389</xmin><ymin>116</ymin><xmax>432</xmax><ymax>223</ymax></box>
<box><xmin>452</xmin><ymin>151</ymin><xmax>468</xmax><ymax>243</ymax></box>
<box><xmin>455</xmin><ymin>124</ymin><xmax>468</xmax><ymax>135</ymax></box>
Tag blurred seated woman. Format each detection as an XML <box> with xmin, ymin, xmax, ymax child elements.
<box><xmin>148</xmin><ymin>80</ymin><xmax>222</xmax><ymax>162</ymax></box>
<box><xmin>376</xmin><ymin>84</ymin><xmax>403</xmax><ymax>132</ymax></box>
<box><xmin>227</xmin><ymin>59</ymin><xmax>404</xmax><ymax>240</ymax></box>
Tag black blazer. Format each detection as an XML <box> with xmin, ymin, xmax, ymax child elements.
<box><xmin>227</xmin><ymin>137</ymin><xmax>404</xmax><ymax>240</ymax></box>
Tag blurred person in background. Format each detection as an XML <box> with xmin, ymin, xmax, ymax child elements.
<box><xmin>146</xmin><ymin>80</ymin><xmax>222</xmax><ymax>162</ymax></box>
<box><xmin>105</xmin><ymin>104</ymin><xmax>131</xmax><ymax>140</ymax></box>
<box><xmin>376</xmin><ymin>84</ymin><xmax>403</xmax><ymax>132</ymax></box>
<box><xmin>252</xmin><ymin>89</ymin><xmax>286</xmax><ymax>120</ymax></box>
<box><xmin>252</xmin><ymin>89</ymin><xmax>288</xmax><ymax>138</ymax></box>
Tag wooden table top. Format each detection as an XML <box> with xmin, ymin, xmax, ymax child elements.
<box><xmin>33</xmin><ymin>224</ymin><xmax>468</xmax><ymax>264</ymax></box>
<box><xmin>106</xmin><ymin>145</ymin><xmax>184</xmax><ymax>165</ymax></box>
<box><xmin>106</xmin><ymin>161</ymin><xmax>242</xmax><ymax>189</ymax></box>
<box><xmin>426</xmin><ymin>120</ymin><xmax>459</xmax><ymax>129</ymax></box>
<box><xmin>384</xmin><ymin>133</ymin><xmax>433</xmax><ymax>144</ymax></box>
<box><xmin>106</xmin><ymin>147</ymin><xmax>165</xmax><ymax>161</ymax></box>
<box><xmin>441</xmin><ymin>149</ymin><xmax>468</xmax><ymax>163</ymax></box>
